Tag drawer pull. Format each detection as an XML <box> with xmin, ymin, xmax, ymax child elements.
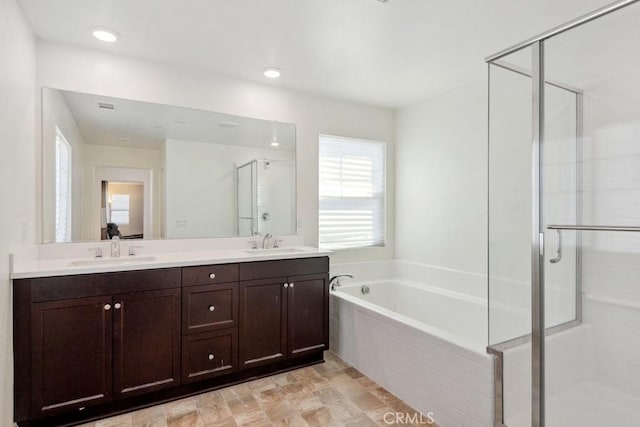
<box><xmin>104</xmin><ymin>304</ymin><xmax>111</xmax><ymax>311</ymax></box>
<box><xmin>208</xmin><ymin>353</ymin><xmax>215</xmax><ymax>361</ymax></box>
<box><xmin>209</xmin><ymin>273</ymin><xmax>216</xmax><ymax>279</ymax></box>
<box><xmin>114</xmin><ymin>302</ymin><xmax>122</xmax><ymax>310</ymax></box>
<box><xmin>284</xmin><ymin>283</ymin><xmax>289</xmax><ymax>288</ymax></box>
<box><xmin>208</xmin><ymin>305</ymin><xmax>215</xmax><ymax>312</ymax></box>
<box><xmin>290</xmin><ymin>283</ymin><xmax>294</xmax><ymax>288</ymax></box>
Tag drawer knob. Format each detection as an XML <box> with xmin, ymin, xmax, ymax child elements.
<box><xmin>208</xmin><ymin>305</ymin><xmax>215</xmax><ymax>312</ymax></box>
<box><xmin>209</xmin><ymin>273</ymin><xmax>216</xmax><ymax>279</ymax></box>
<box><xmin>104</xmin><ymin>304</ymin><xmax>111</xmax><ymax>311</ymax></box>
<box><xmin>290</xmin><ymin>283</ymin><xmax>294</xmax><ymax>288</ymax></box>
<box><xmin>284</xmin><ymin>283</ymin><xmax>289</xmax><ymax>288</ymax></box>
<box><xmin>208</xmin><ymin>353</ymin><xmax>215</xmax><ymax>361</ymax></box>
<box><xmin>114</xmin><ymin>302</ymin><xmax>122</xmax><ymax>310</ymax></box>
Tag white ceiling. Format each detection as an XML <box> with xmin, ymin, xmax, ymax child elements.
<box><xmin>19</xmin><ymin>0</ymin><xmax>615</xmax><ymax>108</ymax></box>
<box><xmin>54</xmin><ymin>89</ymin><xmax>296</xmax><ymax>151</ymax></box>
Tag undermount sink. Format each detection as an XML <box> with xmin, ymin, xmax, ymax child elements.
<box><xmin>244</xmin><ymin>248</ymin><xmax>308</xmax><ymax>255</ymax></box>
<box><xmin>68</xmin><ymin>256</ymin><xmax>158</xmax><ymax>267</ymax></box>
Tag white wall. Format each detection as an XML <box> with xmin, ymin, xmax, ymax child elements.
<box><xmin>396</xmin><ymin>79</ymin><xmax>488</xmax><ymax>276</ymax></box>
<box><xmin>41</xmin><ymin>89</ymin><xmax>85</xmax><ymax>242</ymax></box>
<box><xmin>0</xmin><ymin>0</ymin><xmax>36</xmax><ymax>424</ymax></box>
<box><xmin>164</xmin><ymin>139</ymin><xmax>293</xmax><ymax>238</ymax></box>
<box><xmin>36</xmin><ymin>41</ymin><xmax>396</xmax><ymax>263</ymax></box>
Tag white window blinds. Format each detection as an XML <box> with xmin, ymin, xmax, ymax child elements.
<box><xmin>109</xmin><ymin>194</ymin><xmax>131</xmax><ymax>226</ymax></box>
<box><xmin>55</xmin><ymin>128</ymin><xmax>72</xmax><ymax>243</ymax></box>
<box><xmin>319</xmin><ymin>135</ymin><xmax>386</xmax><ymax>250</ymax></box>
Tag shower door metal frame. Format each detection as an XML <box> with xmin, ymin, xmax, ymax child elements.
<box><xmin>487</xmin><ymin>1</ymin><xmax>640</xmax><ymax>426</ymax></box>
<box><xmin>486</xmin><ymin>56</ymin><xmax>583</xmax><ymax>427</ymax></box>
<box><xmin>531</xmin><ymin>41</ymin><xmax>545</xmax><ymax>427</ymax></box>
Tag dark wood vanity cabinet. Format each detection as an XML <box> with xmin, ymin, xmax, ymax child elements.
<box><xmin>238</xmin><ymin>258</ymin><xmax>330</xmax><ymax>369</ymax></box>
<box><xmin>14</xmin><ymin>268</ymin><xmax>182</xmax><ymax>421</ymax></box>
<box><xmin>14</xmin><ymin>257</ymin><xmax>328</xmax><ymax>426</ymax></box>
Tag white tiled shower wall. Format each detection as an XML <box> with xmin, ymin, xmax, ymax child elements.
<box><xmin>579</xmin><ymin>88</ymin><xmax>640</xmax><ymax>398</ymax></box>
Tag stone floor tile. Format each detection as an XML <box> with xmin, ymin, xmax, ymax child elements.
<box><xmin>203</xmin><ymin>416</ymin><xmax>237</xmax><ymax>427</ymax></box>
<box><xmin>221</xmin><ymin>384</ymin><xmax>252</xmax><ymax>401</ymax></box>
<box><xmin>325</xmin><ymin>398</ymin><xmax>361</xmax><ymax>421</ymax></box>
<box><xmin>342</xmin><ymin>367</ymin><xmax>364</xmax><ymax>380</ymax></box>
<box><xmin>271</xmin><ymin>413</ymin><xmax>309</xmax><ymax>427</ymax></box>
<box><xmin>227</xmin><ymin>394</ymin><xmax>261</xmax><ymax>415</ymax></box>
<box><xmin>233</xmin><ymin>410</ymin><xmax>272</xmax><ymax>427</ymax></box>
<box><xmin>95</xmin><ymin>413</ymin><xmax>132</xmax><ymax>427</ymax></box>
<box><xmin>166</xmin><ymin>410</ymin><xmax>203</xmax><ymax>427</ymax></box>
<box><xmin>300</xmin><ymin>406</ymin><xmax>334</xmax><ymax>427</ymax></box>
<box><xmin>349</xmin><ymin>391</ymin><xmax>385</xmax><ymax>411</ymax></box>
<box><xmin>131</xmin><ymin>406</ymin><xmax>167</xmax><ymax>427</ymax></box>
<box><xmin>313</xmin><ymin>386</ymin><xmax>346</xmax><ymax>404</ymax></box>
<box><xmin>198</xmin><ymin>401</ymin><xmax>232</xmax><ymax>424</ymax></box>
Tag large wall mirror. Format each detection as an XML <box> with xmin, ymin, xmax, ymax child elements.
<box><xmin>42</xmin><ymin>88</ymin><xmax>296</xmax><ymax>243</ymax></box>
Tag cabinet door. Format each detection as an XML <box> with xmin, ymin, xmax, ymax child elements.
<box><xmin>113</xmin><ymin>288</ymin><xmax>181</xmax><ymax>398</ymax></box>
<box><xmin>31</xmin><ymin>296</ymin><xmax>113</xmax><ymax>415</ymax></box>
<box><xmin>239</xmin><ymin>278</ymin><xmax>288</xmax><ymax>369</ymax></box>
<box><xmin>287</xmin><ymin>274</ymin><xmax>329</xmax><ymax>357</ymax></box>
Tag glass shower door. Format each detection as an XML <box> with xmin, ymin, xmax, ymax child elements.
<box><xmin>542</xmin><ymin>3</ymin><xmax>640</xmax><ymax>426</ymax></box>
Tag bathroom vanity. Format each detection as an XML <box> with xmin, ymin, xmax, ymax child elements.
<box><xmin>12</xmin><ymin>249</ymin><xmax>329</xmax><ymax>426</ymax></box>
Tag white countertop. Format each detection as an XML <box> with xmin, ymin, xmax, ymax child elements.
<box><xmin>10</xmin><ymin>237</ymin><xmax>331</xmax><ymax>279</ymax></box>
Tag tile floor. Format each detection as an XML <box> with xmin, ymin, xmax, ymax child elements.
<box><xmin>79</xmin><ymin>352</ymin><xmax>434</xmax><ymax>427</ymax></box>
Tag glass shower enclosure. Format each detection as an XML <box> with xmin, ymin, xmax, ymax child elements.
<box><xmin>236</xmin><ymin>159</ymin><xmax>295</xmax><ymax>237</ymax></box>
<box><xmin>488</xmin><ymin>1</ymin><xmax>640</xmax><ymax>426</ymax></box>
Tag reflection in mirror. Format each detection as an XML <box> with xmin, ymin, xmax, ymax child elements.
<box><xmin>42</xmin><ymin>88</ymin><xmax>296</xmax><ymax>243</ymax></box>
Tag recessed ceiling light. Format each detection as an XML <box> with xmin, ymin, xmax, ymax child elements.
<box><xmin>263</xmin><ymin>67</ymin><xmax>282</xmax><ymax>79</ymax></box>
<box><xmin>270</xmin><ymin>141</ymin><xmax>280</xmax><ymax>147</ymax></box>
<box><xmin>92</xmin><ymin>27</ymin><xmax>120</xmax><ymax>43</ymax></box>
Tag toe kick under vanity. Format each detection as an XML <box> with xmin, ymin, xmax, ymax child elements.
<box><xmin>11</xmin><ymin>247</ymin><xmax>330</xmax><ymax>426</ymax></box>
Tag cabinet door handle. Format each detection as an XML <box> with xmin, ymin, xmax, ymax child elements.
<box><xmin>290</xmin><ymin>283</ymin><xmax>294</xmax><ymax>288</ymax></box>
<box><xmin>104</xmin><ymin>304</ymin><xmax>111</xmax><ymax>311</ymax></box>
<box><xmin>114</xmin><ymin>302</ymin><xmax>122</xmax><ymax>310</ymax></box>
<box><xmin>209</xmin><ymin>273</ymin><xmax>216</xmax><ymax>279</ymax></box>
<box><xmin>208</xmin><ymin>305</ymin><xmax>215</xmax><ymax>312</ymax></box>
<box><xmin>284</xmin><ymin>283</ymin><xmax>289</xmax><ymax>288</ymax></box>
<box><xmin>208</xmin><ymin>353</ymin><xmax>215</xmax><ymax>361</ymax></box>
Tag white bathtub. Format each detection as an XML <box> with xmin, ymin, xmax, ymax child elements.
<box><xmin>330</xmin><ymin>263</ymin><xmax>494</xmax><ymax>427</ymax></box>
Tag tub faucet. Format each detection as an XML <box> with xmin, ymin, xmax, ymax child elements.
<box><xmin>111</xmin><ymin>236</ymin><xmax>120</xmax><ymax>258</ymax></box>
<box><xmin>262</xmin><ymin>233</ymin><xmax>273</xmax><ymax>249</ymax></box>
<box><xmin>329</xmin><ymin>274</ymin><xmax>353</xmax><ymax>291</ymax></box>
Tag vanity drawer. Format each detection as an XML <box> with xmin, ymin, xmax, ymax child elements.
<box><xmin>183</xmin><ymin>283</ymin><xmax>238</xmax><ymax>334</ymax></box>
<box><xmin>182</xmin><ymin>264</ymin><xmax>238</xmax><ymax>286</ymax></box>
<box><xmin>182</xmin><ymin>329</ymin><xmax>237</xmax><ymax>383</ymax></box>
<box><xmin>239</xmin><ymin>257</ymin><xmax>329</xmax><ymax>281</ymax></box>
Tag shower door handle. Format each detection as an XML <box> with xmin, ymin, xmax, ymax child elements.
<box><xmin>549</xmin><ymin>229</ymin><xmax>562</xmax><ymax>264</ymax></box>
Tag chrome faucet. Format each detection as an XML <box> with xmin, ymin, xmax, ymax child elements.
<box><xmin>111</xmin><ymin>236</ymin><xmax>121</xmax><ymax>258</ymax></box>
<box><xmin>128</xmin><ymin>245</ymin><xmax>142</xmax><ymax>256</ymax></box>
<box><xmin>88</xmin><ymin>247</ymin><xmax>103</xmax><ymax>258</ymax></box>
<box><xmin>262</xmin><ymin>233</ymin><xmax>273</xmax><ymax>249</ymax></box>
<box><xmin>329</xmin><ymin>274</ymin><xmax>353</xmax><ymax>291</ymax></box>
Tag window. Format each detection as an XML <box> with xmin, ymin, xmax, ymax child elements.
<box><xmin>109</xmin><ymin>194</ymin><xmax>131</xmax><ymax>225</ymax></box>
<box><xmin>318</xmin><ymin>135</ymin><xmax>386</xmax><ymax>250</ymax></box>
<box><xmin>55</xmin><ymin>128</ymin><xmax>72</xmax><ymax>243</ymax></box>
